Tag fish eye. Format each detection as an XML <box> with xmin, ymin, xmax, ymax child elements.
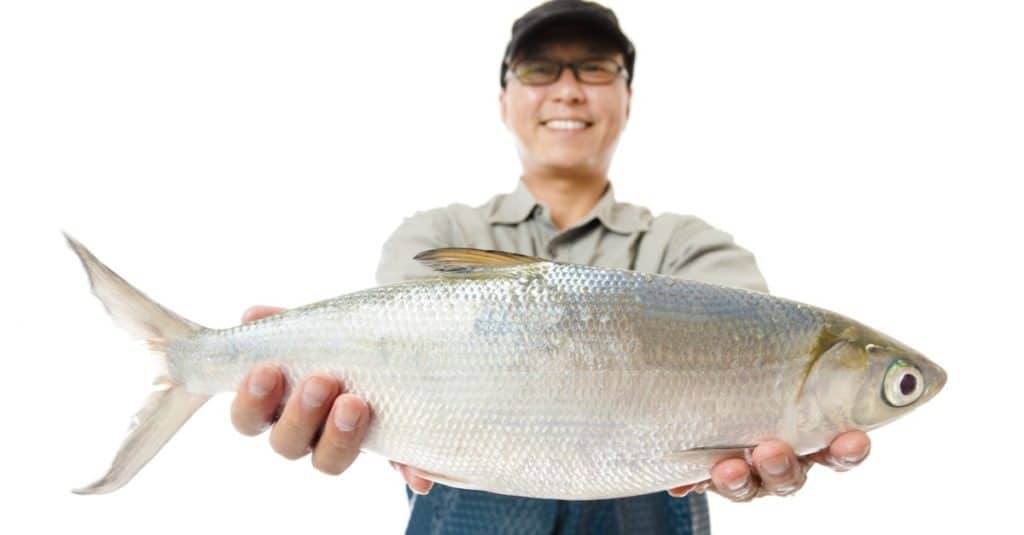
<box><xmin>883</xmin><ymin>359</ymin><xmax>924</xmax><ymax>407</ymax></box>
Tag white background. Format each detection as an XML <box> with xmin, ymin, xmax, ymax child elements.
<box><xmin>2</xmin><ymin>1</ymin><xmax>1021</xmax><ymax>533</ymax></box>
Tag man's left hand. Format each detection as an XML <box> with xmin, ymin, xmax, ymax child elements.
<box><xmin>667</xmin><ymin>431</ymin><xmax>871</xmax><ymax>501</ymax></box>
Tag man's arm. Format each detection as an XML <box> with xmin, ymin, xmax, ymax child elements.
<box><xmin>656</xmin><ymin>215</ymin><xmax>871</xmax><ymax>501</ymax></box>
<box><xmin>657</xmin><ymin>215</ymin><xmax>769</xmax><ymax>292</ymax></box>
<box><xmin>375</xmin><ymin>208</ymin><xmax>457</xmax><ymax>285</ymax></box>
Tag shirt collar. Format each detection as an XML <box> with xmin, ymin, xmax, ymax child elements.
<box><xmin>487</xmin><ymin>179</ymin><xmax>538</xmax><ymax>225</ymax></box>
<box><xmin>487</xmin><ymin>179</ymin><xmax>650</xmax><ymax>234</ymax></box>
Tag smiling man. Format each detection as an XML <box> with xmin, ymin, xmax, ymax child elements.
<box><xmin>231</xmin><ymin>1</ymin><xmax>871</xmax><ymax>533</ymax></box>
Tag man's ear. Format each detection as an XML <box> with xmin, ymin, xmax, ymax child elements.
<box><xmin>625</xmin><ymin>88</ymin><xmax>632</xmax><ymax>122</ymax></box>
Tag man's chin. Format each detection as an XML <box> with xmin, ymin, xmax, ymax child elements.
<box><xmin>535</xmin><ymin>162</ymin><xmax>603</xmax><ymax>178</ymax></box>
<box><xmin>534</xmin><ymin>153</ymin><xmax>600</xmax><ymax>172</ymax></box>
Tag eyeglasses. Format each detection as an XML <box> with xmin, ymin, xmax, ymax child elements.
<box><xmin>506</xmin><ymin>58</ymin><xmax>628</xmax><ymax>86</ymax></box>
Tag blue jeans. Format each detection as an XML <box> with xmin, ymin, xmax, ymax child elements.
<box><xmin>405</xmin><ymin>485</ymin><xmax>710</xmax><ymax>535</ymax></box>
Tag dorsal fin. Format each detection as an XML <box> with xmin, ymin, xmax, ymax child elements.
<box><xmin>413</xmin><ymin>248</ymin><xmax>546</xmax><ymax>273</ymax></box>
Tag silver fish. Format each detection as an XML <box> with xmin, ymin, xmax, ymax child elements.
<box><xmin>66</xmin><ymin>235</ymin><xmax>945</xmax><ymax>499</ymax></box>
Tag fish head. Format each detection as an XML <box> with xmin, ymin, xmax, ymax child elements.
<box><xmin>849</xmin><ymin>337</ymin><xmax>946</xmax><ymax>431</ymax></box>
<box><xmin>801</xmin><ymin>323</ymin><xmax>946</xmax><ymax>436</ymax></box>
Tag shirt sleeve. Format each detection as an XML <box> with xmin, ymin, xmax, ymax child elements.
<box><xmin>659</xmin><ymin>215</ymin><xmax>770</xmax><ymax>293</ymax></box>
<box><xmin>375</xmin><ymin>208</ymin><xmax>455</xmax><ymax>285</ymax></box>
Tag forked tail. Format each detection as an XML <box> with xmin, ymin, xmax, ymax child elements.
<box><xmin>65</xmin><ymin>233</ymin><xmax>210</xmax><ymax>494</ymax></box>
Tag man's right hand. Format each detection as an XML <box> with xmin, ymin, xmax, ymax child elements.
<box><xmin>230</xmin><ymin>305</ymin><xmax>434</xmax><ymax>494</ymax></box>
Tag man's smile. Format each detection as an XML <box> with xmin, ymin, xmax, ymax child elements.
<box><xmin>541</xmin><ymin>119</ymin><xmax>592</xmax><ymax>131</ymax></box>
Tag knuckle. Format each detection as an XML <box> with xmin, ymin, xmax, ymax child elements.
<box><xmin>318</xmin><ymin>432</ymin><xmax>359</xmax><ymax>465</ymax></box>
<box><xmin>270</xmin><ymin>439</ymin><xmax>309</xmax><ymax>460</ymax></box>
<box><xmin>309</xmin><ymin>420</ymin><xmax>361</xmax><ymax>471</ymax></box>
<box><xmin>311</xmin><ymin>454</ymin><xmax>343</xmax><ymax>476</ymax></box>
<box><xmin>269</xmin><ymin>421</ymin><xmax>312</xmax><ymax>460</ymax></box>
<box><xmin>231</xmin><ymin>406</ymin><xmax>268</xmax><ymax>437</ymax></box>
<box><xmin>235</xmin><ymin>419</ymin><xmax>268</xmax><ymax>437</ymax></box>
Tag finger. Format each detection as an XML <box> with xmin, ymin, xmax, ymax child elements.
<box><xmin>389</xmin><ymin>461</ymin><xmax>434</xmax><ymax>495</ymax></box>
<box><xmin>751</xmin><ymin>441</ymin><xmax>805</xmax><ymax>497</ymax></box>
<box><xmin>241</xmin><ymin>305</ymin><xmax>286</xmax><ymax>323</ymax></box>
<box><xmin>311</xmin><ymin>393</ymin><xmax>370</xmax><ymax>475</ymax></box>
<box><xmin>398</xmin><ymin>465</ymin><xmax>435</xmax><ymax>495</ymax></box>
<box><xmin>667</xmin><ymin>480</ymin><xmax>709</xmax><ymax>498</ymax></box>
<box><xmin>810</xmin><ymin>431</ymin><xmax>871</xmax><ymax>471</ymax></box>
<box><xmin>709</xmin><ymin>458</ymin><xmax>759</xmax><ymax>502</ymax></box>
<box><xmin>231</xmin><ymin>366</ymin><xmax>285</xmax><ymax>436</ymax></box>
<box><xmin>269</xmin><ymin>375</ymin><xmax>340</xmax><ymax>460</ymax></box>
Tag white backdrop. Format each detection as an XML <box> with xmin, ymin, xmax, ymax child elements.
<box><xmin>2</xmin><ymin>1</ymin><xmax>1021</xmax><ymax>533</ymax></box>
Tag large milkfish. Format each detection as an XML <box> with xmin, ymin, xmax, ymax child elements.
<box><xmin>66</xmin><ymin>235</ymin><xmax>945</xmax><ymax>499</ymax></box>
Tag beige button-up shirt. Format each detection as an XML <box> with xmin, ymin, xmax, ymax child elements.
<box><xmin>374</xmin><ymin>179</ymin><xmax>766</xmax><ymax>533</ymax></box>
<box><xmin>376</xmin><ymin>180</ymin><xmax>768</xmax><ymax>294</ymax></box>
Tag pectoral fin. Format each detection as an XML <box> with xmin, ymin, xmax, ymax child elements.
<box><xmin>666</xmin><ymin>445</ymin><xmax>754</xmax><ymax>465</ymax></box>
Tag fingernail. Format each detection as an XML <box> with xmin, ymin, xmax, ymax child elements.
<box><xmin>302</xmin><ymin>379</ymin><xmax>329</xmax><ymax>409</ymax></box>
<box><xmin>773</xmin><ymin>482</ymin><xmax>799</xmax><ymax>496</ymax></box>
<box><xmin>725</xmin><ymin>472</ymin><xmax>750</xmax><ymax>492</ymax></box>
<box><xmin>841</xmin><ymin>449</ymin><xmax>868</xmax><ymax>465</ymax></box>
<box><xmin>333</xmin><ymin>397</ymin><xmax>362</xmax><ymax>432</ymax></box>
<box><xmin>831</xmin><ymin>449</ymin><xmax>867</xmax><ymax>470</ymax></box>
<box><xmin>248</xmin><ymin>368</ymin><xmax>276</xmax><ymax>398</ymax></box>
<box><xmin>760</xmin><ymin>455</ymin><xmax>791</xmax><ymax>477</ymax></box>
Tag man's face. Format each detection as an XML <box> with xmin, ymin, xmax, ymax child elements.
<box><xmin>500</xmin><ymin>40</ymin><xmax>631</xmax><ymax>178</ymax></box>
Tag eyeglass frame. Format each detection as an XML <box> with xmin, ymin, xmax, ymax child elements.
<box><xmin>503</xmin><ymin>57</ymin><xmax>631</xmax><ymax>86</ymax></box>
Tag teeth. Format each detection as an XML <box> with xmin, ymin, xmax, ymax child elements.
<box><xmin>545</xmin><ymin>120</ymin><xmax>587</xmax><ymax>130</ymax></box>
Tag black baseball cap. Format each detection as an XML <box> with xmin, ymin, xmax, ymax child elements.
<box><xmin>501</xmin><ymin>0</ymin><xmax>635</xmax><ymax>88</ymax></box>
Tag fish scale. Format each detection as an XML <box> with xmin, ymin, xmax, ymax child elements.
<box><xmin>65</xmin><ymin>238</ymin><xmax>946</xmax><ymax>498</ymax></box>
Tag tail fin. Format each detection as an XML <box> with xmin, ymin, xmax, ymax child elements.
<box><xmin>65</xmin><ymin>233</ymin><xmax>211</xmax><ymax>494</ymax></box>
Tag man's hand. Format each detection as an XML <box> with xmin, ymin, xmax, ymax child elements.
<box><xmin>667</xmin><ymin>432</ymin><xmax>871</xmax><ymax>501</ymax></box>
<box><xmin>230</xmin><ymin>305</ymin><xmax>434</xmax><ymax>494</ymax></box>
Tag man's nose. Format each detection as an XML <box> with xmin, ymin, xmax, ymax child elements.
<box><xmin>550</xmin><ymin>66</ymin><xmax>585</xmax><ymax>102</ymax></box>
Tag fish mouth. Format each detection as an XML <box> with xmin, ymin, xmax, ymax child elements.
<box><xmin>924</xmin><ymin>361</ymin><xmax>947</xmax><ymax>401</ymax></box>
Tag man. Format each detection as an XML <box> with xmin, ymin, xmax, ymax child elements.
<box><xmin>230</xmin><ymin>1</ymin><xmax>871</xmax><ymax>533</ymax></box>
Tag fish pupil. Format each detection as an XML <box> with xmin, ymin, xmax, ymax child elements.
<box><xmin>899</xmin><ymin>374</ymin><xmax>918</xmax><ymax>396</ymax></box>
